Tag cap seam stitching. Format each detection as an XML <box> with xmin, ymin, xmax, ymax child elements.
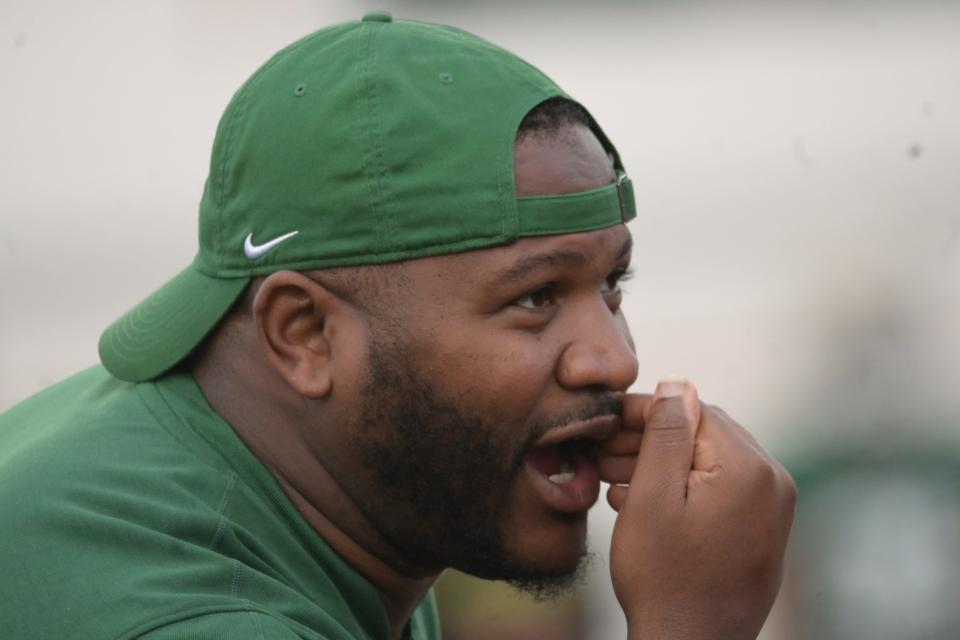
<box><xmin>359</xmin><ymin>23</ymin><xmax>386</xmax><ymax>254</ymax></box>
<box><xmin>370</xmin><ymin>24</ymin><xmax>398</xmax><ymax>248</ymax></box>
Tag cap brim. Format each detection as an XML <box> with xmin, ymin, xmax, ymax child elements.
<box><xmin>99</xmin><ymin>265</ymin><xmax>249</xmax><ymax>382</ymax></box>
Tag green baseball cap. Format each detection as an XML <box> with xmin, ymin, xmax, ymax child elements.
<box><xmin>99</xmin><ymin>12</ymin><xmax>636</xmax><ymax>382</ymax></box>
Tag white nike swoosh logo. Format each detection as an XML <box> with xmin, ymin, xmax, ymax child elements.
<box><xmin>243</xmin><ymin>230</ymin><xmax>299</xmax><ymax>260</ymax></box>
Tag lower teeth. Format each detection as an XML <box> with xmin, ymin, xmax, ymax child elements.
<box><xmin>548</xmin><ymin>460</ymin><xmax>576</xmax><ymax>484</ymax></box>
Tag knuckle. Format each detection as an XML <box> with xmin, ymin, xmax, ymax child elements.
<box><xmin>779</xmin><ymin>469</ymin><xmax>799</xmax><ymax>507</ymax></box>
<box><xmin>747</xmin><ymin>460</ymin><xmax>799</xmax><ymax>515</ymax></box>
<box><xmin>751</xmin><ymin>459</ymin><xmax>778</xmax><ymax>486</ymax></box>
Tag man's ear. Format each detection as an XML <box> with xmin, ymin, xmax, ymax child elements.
<box><xmin>252</xmin><ymin>270</ymin><xmax>341</xmax><ymax>399</ymax></box>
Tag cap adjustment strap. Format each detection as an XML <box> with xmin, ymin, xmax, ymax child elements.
<box><xmin>515</xmin><ymin>172</ymin><xmax>636</xmax><ymax>237</ymax></box>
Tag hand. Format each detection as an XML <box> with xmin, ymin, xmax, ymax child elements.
<box><xmin>600</xmin><ymin>379</ymin><xmax>796</xmax><ymax>640</ymax></box>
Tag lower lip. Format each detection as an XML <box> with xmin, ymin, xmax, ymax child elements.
<box><xmin>523</xmin><ymin>449</ymin><xmax>600</xmax><ymax>514</ymax></box>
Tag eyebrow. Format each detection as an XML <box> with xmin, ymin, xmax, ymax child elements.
<box><xmin>490</xmin><ymin>232</ymin><xmax>633</xmax><ymax>287</ymax></box>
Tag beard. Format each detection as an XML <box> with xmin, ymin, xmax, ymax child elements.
<box><xmin>351</xmin><ymin>327</ymin><xmax>618</xmax><ymax>599</ymax></box>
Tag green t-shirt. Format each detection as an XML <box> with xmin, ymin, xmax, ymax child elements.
<box><xmin>0</xmin><ymin>366</ymin><xmax>441</xmax><ymax>640</ymax></box>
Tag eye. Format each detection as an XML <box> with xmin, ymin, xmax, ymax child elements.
<box><xmin>512</xmin><ymin>285</ymin><xmax>558</xmax><ymax>310</ymax></box>
<box><xmin>603</xmin><ymin>267</ymin><xmax>634</xmax><ymax>293</ymax></box>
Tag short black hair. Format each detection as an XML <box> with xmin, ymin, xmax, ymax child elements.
<box><xmin>516</xmin><ymin>97</ymin><xmax>594</xmax><ymax>141</ymax></box>
<box><xmin>516</xmin><ymin>97</ymin><xmax>616</xmax><ymax>161</ymax></box>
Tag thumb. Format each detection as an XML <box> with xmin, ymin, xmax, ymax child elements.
<box><xmin>627</xmin><ymin>376</ymin><xmax>701</xmax><ymax>508</ymax></box>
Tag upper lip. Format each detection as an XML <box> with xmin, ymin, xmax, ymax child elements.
<box><xmin>532</xmin><ymin>413</ymin><xmax>621</xmax><ymax>449</ymax></box>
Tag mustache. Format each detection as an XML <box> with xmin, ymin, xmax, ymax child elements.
<box><xmin>494</xmin><ymin>392</ymin><xmax>623</xmax><ymax>496</ymax></box>
<box><xmin>519</xmin><ymin>392</ymin><xmax>623</xmax><ymax>455</ymax></box>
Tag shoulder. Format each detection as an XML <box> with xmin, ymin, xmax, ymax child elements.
<box><xmin>0</xmin><ymin>366</ymin><xmax>245</xmax><ymax>638</ymax></box>
<box><xmin>0</xmin><ymin>365</ymin><xmax>167</xmax><ymax>473</ymax></box>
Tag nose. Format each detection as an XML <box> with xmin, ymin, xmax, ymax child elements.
<box><xmin>555</xmin><ymin>300</ymin><xmax>638</xmax><ymax>392</ymax></box>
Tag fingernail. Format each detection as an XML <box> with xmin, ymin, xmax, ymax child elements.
<box><xmin>655</xmin><ymin>374</ymin><xmax>688</xmax><ymax>398</ymax></box>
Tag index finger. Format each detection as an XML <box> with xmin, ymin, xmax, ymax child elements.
<box><xmin>601</xmin><ymin>393</ymin><xmax>652</xmax><ymax>455</ymax></box>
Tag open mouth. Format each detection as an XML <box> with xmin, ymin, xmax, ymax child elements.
<box><xmin>521</xmin><ymin>414</ymin><xmax>620</xmax><ymax>513</ymax></box>
<box><xmin>525</xmin><ymin>438</ymin><xmax>600</xmax><ymax>485</ymax></box>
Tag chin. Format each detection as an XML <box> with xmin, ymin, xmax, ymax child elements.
<box><xmin>501</xmin><ymin>516</ymin><xmax>593</xmax><ymax>601</ymax></box>
<box><xmin>504</xmin><ymin>509</ymin><xmax>590</xmax><ymax>577</ymax></box>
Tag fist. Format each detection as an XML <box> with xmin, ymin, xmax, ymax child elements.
<box><xmin>600</xmin><ymin>379</ymin><xmax>796</xmax><ymax>640</ymax></box>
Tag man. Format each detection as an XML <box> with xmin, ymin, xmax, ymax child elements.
<box><xmin>0</xmin><ymin>13</ymin><xmax>795</xmax><ymax>640</ymax></box>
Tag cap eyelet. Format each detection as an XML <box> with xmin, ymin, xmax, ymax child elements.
<box><xmin>293</xmin><ymin>83</ymin><xmax>307</xmax><ymax>96</ymax></box>
<box><xmin>438</xmin><ymin>72</ymin><xmax>454</xmax><ymax>84</ymax></box>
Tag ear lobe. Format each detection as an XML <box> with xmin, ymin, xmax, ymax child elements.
<box><xmin>252</xmin><ymin>271</ymin><xmax>335</xmax><ymax>398</ymax></box>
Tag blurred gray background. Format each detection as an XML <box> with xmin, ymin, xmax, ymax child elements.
<box><xmin>3</xmin><ymin>1</ymin><xmax>959</xmax><ymax>638</ymax></box>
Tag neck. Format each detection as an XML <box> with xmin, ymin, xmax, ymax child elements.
<box><xmin>192</xmin><ymin>357</ymin><xmax>438</xmax><ymax>640</ymax></box>
<box><xmin>275</xmin><ymin>473</ymin><xmax>437</xmax><ymax>639</ymax></box>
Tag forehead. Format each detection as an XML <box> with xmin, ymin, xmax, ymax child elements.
<box><xmin>514</xmin><ymin>123</ymin><xmax>616</xmax><ymax>198</ymax></box>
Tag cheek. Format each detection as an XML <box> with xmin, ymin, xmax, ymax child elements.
<box><xmin>330</xmin><ymin>329</ymin><xmax>377</xmax><ymax>405</ymax></box>
<box><xmin>424</xmin><ymin>334</ymin><xmax>560</xmax><ymax>421</ymax></box>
